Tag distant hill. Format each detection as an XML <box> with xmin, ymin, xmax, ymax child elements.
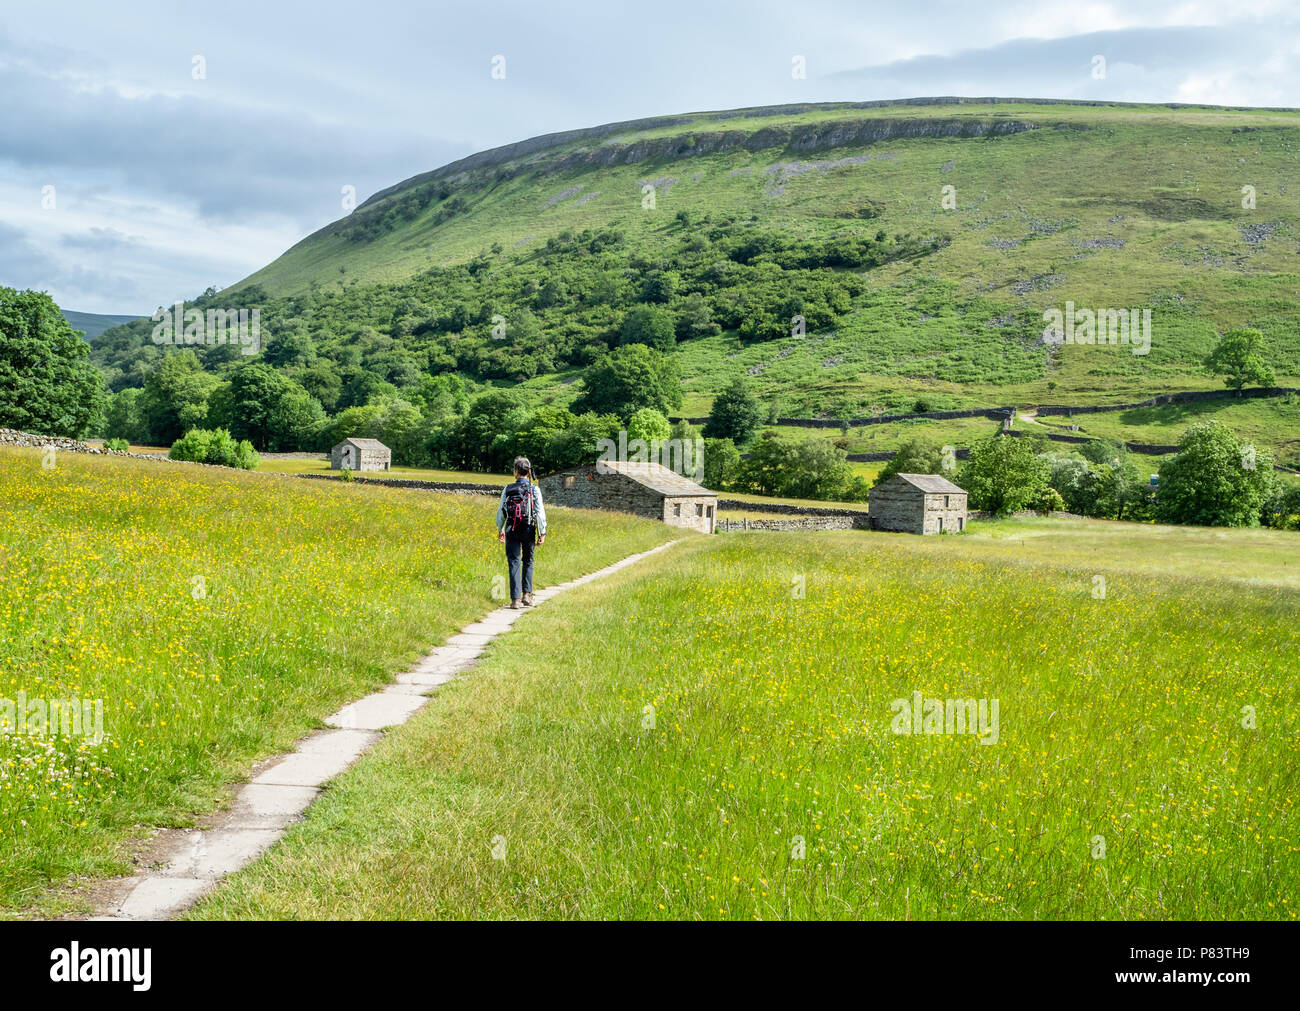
<box><xmin>92</xmin><ymin>98</ymin><xmax>1300</xmax><ymax>420</ymax></box>
<box><xmin>63</xmin><ymin>310</ymin><xmax>142</xmax><ymax>341</ymax></box>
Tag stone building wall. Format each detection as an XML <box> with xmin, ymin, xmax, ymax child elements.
<box><xmin>662</xmin><ymin>495</ymin><xmax>716</xmax><ymax>534</ymax></box>
<box><xmin>330</xmin><ymin>443</ymin><xmax>391</xmax><ymax>471</ymax></box>
<box><xmin>919</xmin><ymin>492</ymin><xmax>968</xmax><ymax>535</ymax></box>
<box><xmin>539</xmin><ymin>468</ymin><xmax>718</xmax><ymax>532</ymax></box>
<box><xmin>869</xmin><ymin>486</ymin><xmax>968</xmax><ymax>534</ymax></box>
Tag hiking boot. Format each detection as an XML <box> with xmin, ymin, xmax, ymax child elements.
<box><xmin>510</xmin><ymin>600</ymin><xmax>522</xmax><ymax>610</ymax></box>
<box><xmin>522</xmin><ymin>593</ymin><xmax>534</xmax><ymax>606</ymax></box>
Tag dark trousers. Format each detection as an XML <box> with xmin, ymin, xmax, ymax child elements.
<box><xmin>505</xmin><ymin>536</ymin><xmax>535</xmax><ymax>601</ymax></box>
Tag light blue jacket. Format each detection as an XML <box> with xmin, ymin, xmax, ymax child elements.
<box><xmin>496</xmin><ymin>479</ymin><xmax>547</xmax><ymax>537</ymax></box>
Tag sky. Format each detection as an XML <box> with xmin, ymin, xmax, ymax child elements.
<box><xmin>2</xmin><ymin>0</ymin><xmax>1297</xmax><ymax>314</ymax></box>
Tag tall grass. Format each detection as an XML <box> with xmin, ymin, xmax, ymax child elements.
<box><xmin>190</xmin><ymin>523</ymin><xmax>1300</xmax><ymax>920</ymax></box>
<box><xmin>0</xmin><ymin>448</ymin><xmax>674</xmax><ymax>916</ymax></box>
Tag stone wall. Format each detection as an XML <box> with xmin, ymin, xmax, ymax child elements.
<box><xmin>716</xmin><ymin>514</ymin><xmax>871</xmax><ymax>532</ymax></box>
<box><xmin>297</xmin><ymin>473</ymin><xmax>504</xmax><ymax>495</ymax></box>
<box><xmin>1035</xmin><ymin>386</ymin><xmax>1300</xmax><ymax>416</ymax></box>
<box><xmin>0</xmin><ymin>428</ymin><xmax>206</xmax><ymax>466</ymax></box>
<box><xmin>716</xmin><ymin>498</ymin><xmax>868</xmax><ymax>517</ymax></box>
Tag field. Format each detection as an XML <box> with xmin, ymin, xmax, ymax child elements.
<box><xmin>0</xmin><ymin>448</ymin><xmax>674</xmax><ymax>917</ymax></box>
<box><xmin>187</xmin><ymin>518</ymin><xmax>1300</xmax><ymax>920</ymax></box>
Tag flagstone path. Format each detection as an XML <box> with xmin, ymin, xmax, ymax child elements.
<box><xmin>94</xmin><ymin>539</ymin><xmax>680</xmax><ymax>920</ymax></box>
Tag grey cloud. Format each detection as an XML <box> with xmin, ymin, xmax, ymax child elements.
<box><xmin>0</xmin><ymin>32</ymin><xmax>468</xmax><ymax>228</ymax></box>
<box><xmin>826</xmin><ymin>22</ymin><xmax>1299</xmax><ymax>104</ymax></box>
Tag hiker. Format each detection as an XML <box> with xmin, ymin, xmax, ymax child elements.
<box><xmin>496</xmin><ymin>456</ymin><xmax>547</xmax><ymax>609</ymax></box>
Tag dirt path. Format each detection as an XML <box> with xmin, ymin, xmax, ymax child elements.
<box><xmin>91</xmin><ymin>539</ymin><xmax>681</xmax><ymax>921</ymax></box>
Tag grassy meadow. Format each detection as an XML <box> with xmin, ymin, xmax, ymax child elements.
<box><xmin>188</xmin><ymin>519</ymin><xmax>1299</xmax><ymax>920</ymax></box>
<box><xmin>0</xmin><ymin>448</ymin><xmax>675</xmax><ymax>917</ymax></box>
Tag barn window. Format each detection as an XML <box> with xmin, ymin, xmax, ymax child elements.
<box><xmin>673</xmin><ymin>503</ymin><xmax>681</xmax><ymax>517</ymax></box>
<box><xmin>944</xmin><ymin>495</ymin><xmax>950</xmax><ymax>508</ymax></box>
<box><xmin>696</xmin><ymin>504</ymin><xmax>703</xmax><ymax>517</ymax></box>
<box><xmin>706</xmin><ymin>505</ymin><xmax>713</xmax><ymax>518</ymax></box>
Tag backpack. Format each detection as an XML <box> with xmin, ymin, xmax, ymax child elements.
<box><xmin>503</xmin><ymin>479</ymin><xmax>535</xmax><ymax>536</ymax></box>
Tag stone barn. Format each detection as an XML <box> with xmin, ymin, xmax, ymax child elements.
<box><xmin>539</xmin><ymin>460</ymin><xmax>718</xmax><ymax>534</ymax></box>
<box><xmin>869</xmin><ymin>473</ymin><xmax>968</xmax><ymax>534</ymax></box>
<box><xmin>331</xmin><ymin>437</ymin><xmax>391</xmax><ymax>472</ymax></box>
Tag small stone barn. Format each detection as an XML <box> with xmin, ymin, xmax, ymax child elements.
<box><xmin>869</xmin><ymin>473</ymin><xmax>968</xmax><ymax>535</ymax></box>
<box><xmin>539</xmin><ymin>460</ymin><xmax>718</xmax><ymax>534</ymax></box>
<box><xmin>331</xmin><ymin>437</ymin><xmax>391</xmax><ymax>472</ymax></box>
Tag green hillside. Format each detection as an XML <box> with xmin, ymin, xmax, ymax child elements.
<box><xmin>90</xmin><ymin>98</ymin><xmax>1300</xmax><ymax>461</ymax></box>
<box><xmin>62</xmin><ymin>309</ymin><xmax>141</xmax><ymax>341</ymax></box>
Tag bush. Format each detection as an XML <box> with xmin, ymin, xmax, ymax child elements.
<box><xmin>1034</xmin><ymin>486</ymin><xmax>1067</xmax><ymax>515</ymax></box>
<box><xmin>168</xmin><ymin>428</ymin><xmax>259</xmax><ymax>470</ymax></box>
<box><xmin>104</xmin><ymin>438</ymin><xmax>129</xmax><ymax>452</ymax></box>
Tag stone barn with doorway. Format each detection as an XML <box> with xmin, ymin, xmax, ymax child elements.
<box><xmin>869</xmin><ymin>473</ymin><xmax>968</xmax><ymax>534</ymax></box>
<box><xmin>331</xmin><ymin>437</ymin><xmax>391</xmax><ymax>472</ymax></box>
<box><xmin>539</xmin><ymin>460</ymin><xmax>718</xmax><ymax>534</ymax></box>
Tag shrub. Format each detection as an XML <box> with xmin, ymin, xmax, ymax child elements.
<box><xmin>1034</xmin><ymin>486</ymin><xmax>1067</xmax><ymax>515</ymax></box>
<box><xmin>169</xmin><ymin>428</ymin><xmax>259</xmax><ymax>470</ymax></box>
<box><xmin>104</xmin><ymin>438</ymin><xmax>129</xmax><ymax>452</ymax></box>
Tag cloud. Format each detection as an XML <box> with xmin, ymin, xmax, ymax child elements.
<box><xmin>826</xmin><ymin>21</ymin><xmax>1300</xmax><ymax>107</ymax></box>
<box><xmin>0</xmin><ymin>221</ymin><xmax>143</xmax><ymax>303</ymax></box>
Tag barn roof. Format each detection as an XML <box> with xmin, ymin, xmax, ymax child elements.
<box><xmin>587</xmin><ymin>460</ymin><xmax>715</xmax><ymax>497</ymax></box>
<box><xmin>893</xmin><ymin>473</ymin><xmax>966</xmax><ymax>494</ymax></box>
<box><xmin>335</xmin><ymin>438</ymin><xmax>390</xmax><ymax>451</ymax></box>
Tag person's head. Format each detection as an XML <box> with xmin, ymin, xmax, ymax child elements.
<box><xmin>513</xmin><ymin>456</ymin><xmax>532</xmax><ymax>479</ymax></box>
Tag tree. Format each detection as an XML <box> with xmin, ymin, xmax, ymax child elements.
<box><xmin>1156</xmin><ymin>420</ymin><xmax>1275</xmax><ymax>527</ymax></box>
<box><xmin>545</xmin><ymin>411</ymin><xmax>622</xmax><ymax>470</ymax></box>
<box><xmin>1205</xmin><ymin>328</ymin><xmax>1274</xmax><ymax>392</ymax></box>
<box><xmin>1041</xmin><ymin>453</ymin><xmax>1097</xmax><ymax>515</ymax></box>
<box><xmin>702</xmin><ymin>437</ymin><xmax>740</xmax><ymax>490</ymax></box>
<box><xmin>958</xmin><ymin>435</ymin><xmax>1048</xmax><ymax>515</ymax></box>
<box><xmin>370</xmin><ymin>398</ymin><xmax>427</xmax><ymax>465</ymax></box>
<box><xmin>704</xmin><ymin>377</ymin><xmax>764</xmax><ymax>445</ymax></box>
<box><xmin>627</xmin><ymin>407</ymin><xmax>671</xmax><ymax>444</ymax></box>
<box><xmin>619</xmin><ymin>305</ymin><xmax>675</xmax><ymax>352</ymax></box>
<box><xmin>640</xmin><ymin>270</ymin><xmax>679</xmax><ymax>304</ymax></box>
<box><xmin>227</xmin><ymin>363</ymin><xmax>323</xmax><ymax>451</ymax></box>
<box><xmin>873</xmin><ymin>437</ymin><xmax>946</xmax><ymax>487</ymax></box>
<box><xmin>139</xmin><ymin>351</ymin><xmax>218</xmax><ymax>444</ymax></box>
<box><xmin>102</xmin><ymin>387</ymin><xmax>146</xmax><ymax>443</ymax></box>
<box><xmin>574</xmin><ymin>344</ymin><xmax>681</xmax><ymax>419</ymax></box>
<box><xmin>675</xmin><ymin>292</ymin><xmax>718</xmax><ymax>340</ymax></box>
<box><xmin>738</xmin><ymin>432</ymin><xmax>853</xmax><ymax>500</ymax></box>
<box><xmin>0</xmin><ymin>286</ymin><xmax>106</xmax><ymax>436</ymax></box>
